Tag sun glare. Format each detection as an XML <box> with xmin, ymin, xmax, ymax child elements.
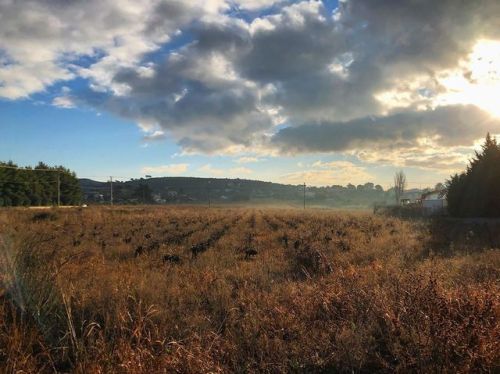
<box><xmin>440</xmin><ymin>39</ymin><xmax>500</xmax><ymax>118</ymax></box>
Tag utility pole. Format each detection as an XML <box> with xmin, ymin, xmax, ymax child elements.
<box><xmin>109</xmin><ymin>176</ymin><xmax>113</xmax><ymax>206</ymax></box>
<box><xmin>303</xmin><ymin>182</ymin><xmax>306</xmax><ymax>210</ymax></box>
<box><xmin>208</xmin><ymin>181</ymin><xmax>211</xmax><ymax>208</ymax></box>
<box><xmin>57</xmin><ymin>173</ymin><xmax>61</xmax><ymax>207</ymax></box>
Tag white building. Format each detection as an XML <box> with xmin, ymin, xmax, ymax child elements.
<box><xmin>422</xmin><ymin>191</ymin><xmax>447</xmax><ymax>214</ymax></box>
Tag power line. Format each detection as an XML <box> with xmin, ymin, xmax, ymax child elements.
<box><xmin>109</xmin><ymin>176</ymin><xmax>113</xmax><ymax>206</ymax></box>
<box><xmin>0</xmin><ymin>164</ymin><xmax>71</xmax><ymax>173</ymax></box>
<box><xmin>303</xmin><ymin>182</ymin><xmax>306</xmax><ymax>210</ymax></box>
<box><xmin>208</xmin><ymin>180</ymin><xmax>211</xmax><ymax>208</ymax></box>
<box><xmin>57</xmin><ymin>174</ymin><xmax>61</xmax><ymax>206</ymax></box>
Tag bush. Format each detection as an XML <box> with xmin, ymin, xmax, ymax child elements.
<box><xmin>32</xmin><ymin>211</ymin><xmax>59</xmax><ymax>222</ymax></box>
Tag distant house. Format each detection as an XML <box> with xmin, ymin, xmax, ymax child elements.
<box><xmin>400</xmin><ymin>198</ymin><xmax>412</xmax><ymax>205</ymax></box>
<box><xmin>166</xmin><ymin>191</ymin><xmax>178</xmax><ymax>199</ymax></box>
<box><xmin>152</xmin><ymin>193</ymin><xmax>166</xmax><ymax>204</ymax></box>
<box><xmin>93</xmin><ymin>193</ymin><xmax>104</xmax><ymax>202</ymax></box>
<box><xmin>421</xmin><ymin>190</ymin><xmax>447</xmax><ymax>214</ymax></box>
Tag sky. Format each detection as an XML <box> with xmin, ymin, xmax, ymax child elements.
<box><xmin>1</xmin><ymin>0</ymin><xmax>500</xmax><ymax>189</ymax></box>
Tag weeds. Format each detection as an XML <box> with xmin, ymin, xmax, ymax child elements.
<box><xmin>0</xmin><ymin>207</ymin><xmax>498</xmax><ymax>373</ymax></box>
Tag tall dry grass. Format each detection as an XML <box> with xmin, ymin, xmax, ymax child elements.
<box><xmin>0</xmin><ymin>206</ymin><xmax>498</xmax><ymax>373</ymax></box>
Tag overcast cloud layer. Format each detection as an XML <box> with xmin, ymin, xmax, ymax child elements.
<box><xmin>272</xmin><ymin>105</ymin><xmax>500</xmax><ymax>152</ymax></box>
<box><xmin>1</xmin><ymin>0</ymin><xmax>499</xmax><ymax>169</ymax></box>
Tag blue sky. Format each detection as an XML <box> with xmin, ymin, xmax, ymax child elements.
<box><xmin>1</xmin><ymin>0</ymin><xmax>499</xmax><ymax>188</ymax></box>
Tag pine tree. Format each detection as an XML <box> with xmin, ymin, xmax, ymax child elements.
<box><xmin>0</xmin><ymin>161</ymin><xmax>82</xmax><ymax>207</ymax></box>
<box><xmin>446</xmin><ymin>133</ymin><xmax>500</xmax><ymax>217</ymax></box>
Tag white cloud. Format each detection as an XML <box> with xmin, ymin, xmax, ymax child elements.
<box><xmin>234</xmin><ymin>0</ymin><xmax>281</xmax><ymax>11</ymax></box>
<box><xmin>435</xmin><ymin>40</ymin><xmax>500</xmax><ymax>118</ymax></box>
<box><xmin>354</xmin><ymin>139</ymin><xmax>472</xmax><ymax>173</ymax></box>
<box><xmin>52</xmin><ymin>95</ymin><xmax>75</xmax><ymax>109</ymax></box>
<box><xmin>230</xmin><ymin>166</ymin><xmax>253</xmax><ymax>175</ymax></box>
<box><xmin>143</xmin><ymin>130</ymin><xmax>167</xmax><ymax>142</ymax></box>
<box><xmin>199</xmin><ymin>164</ymin><xmax>225</xmax><ymax>176</ymax></box>
<box><xmin>0</xmin><ymin>0</ymin><xmax>225</xmax><ymax>99</ymax></box>
<box><xmin>199</xmin><ymin>164</ymin><xmax>253</xmax><ymax>177</ymax></box>
<box><xmin>142</xmin><ymin>163</ymin><xmax>189</xmax><ymax>175</ymax></box>
<box><xmin>281</xmin><ymin>161</ymin><xmax>372</xmax><ymax>186</ymax></box>
<box><xmin>235</xmin><ymin>156</ymin><xmax>260</xmax><ymax>163</ymax></box>
<box><xmin>311</xmin><ymin>160</ymin><xmax>363</xmax><ymax>169</ymax></box>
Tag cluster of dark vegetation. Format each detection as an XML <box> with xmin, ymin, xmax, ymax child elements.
<box><xmin>0</xmin><ymin>161</ymin><xmax>81</xmax><ymax>207</ymax></box>
<box><xmin>446</xmin><ymin>134</ymin><xmax>500</xmax><ymax>217</ymax></box>
<box><xmin>0</xmin><ymin>207</ymin><xmax>498</xmax><ymax>372</ymax></box>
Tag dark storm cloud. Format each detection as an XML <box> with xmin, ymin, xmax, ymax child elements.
<box><xmin>272</xmin><ymin>105</ymin><xmax>500</xmax><ymax>153</ymax></box>
<box><xmin>237</xmin><ymin>2</ymin><xmax>340</xmax><ymax>82</ymax></box>
<box><xmin>145</xmin><ymin>1</ymin><xmax>200</xmax><ymax>39</ymax></box>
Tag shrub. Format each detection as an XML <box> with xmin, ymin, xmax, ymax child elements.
<box><xmin>32</xmin><ymin>211</ymin><xmax>58</xmax><ymax>222</ymax></box>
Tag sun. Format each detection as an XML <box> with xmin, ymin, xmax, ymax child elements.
<box><xmin>439</xmin><ymin>39</ymin><xmax>500</xmax><ymax>118</ymax></box>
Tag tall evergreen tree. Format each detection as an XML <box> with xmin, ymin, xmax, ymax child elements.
<box><xmin>0</xmin><ymin>161</ymin><xmax>82</xmax><ymax>207</ymax></box>
<box><xmin>446</xmin><ymin>133</ymin><xmax>500</xmax><ymax>217</ymax></box>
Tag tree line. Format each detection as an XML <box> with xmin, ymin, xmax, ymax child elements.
<box><xmin>0</xmin><ymin>161</ymin><xmax>81</xmax><ymax>207</ymax></box>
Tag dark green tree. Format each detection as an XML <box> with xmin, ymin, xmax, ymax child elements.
<box><xmin>132</xmin><ymin>183</ymin><xmax>154</xmax><ymax>204</ymax></box>
<box><xmin>446</xmin><ymin>133</ymin><xmax>500</xmax><ymax>217</ymax></box>
<box><xmin>0</xmin><ymin>161</ymin><xmax>82</xmax><ymax>207</ymax></box>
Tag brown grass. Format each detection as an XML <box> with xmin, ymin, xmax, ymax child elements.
<box><xmin>0</xmin><ymin>206</ymin><xmax>498</xmax><ymax>373</ymax></box>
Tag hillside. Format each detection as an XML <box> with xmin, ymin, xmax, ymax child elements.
<box><xmin>79</xmin><ymin>176</ymin><xmax>424</xmax><ymax>207</ymax></box>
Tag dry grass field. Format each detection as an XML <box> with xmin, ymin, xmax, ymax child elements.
<box><xmin>0</xmin><ymin>207</ymin><xmax>498</xmax><ymax>373</ymax></box>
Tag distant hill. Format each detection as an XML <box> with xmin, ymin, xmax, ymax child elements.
<box><xmin>79</xmin><ymin>176</ymin><xmax>428</xmax><ymax>208</ymax></box>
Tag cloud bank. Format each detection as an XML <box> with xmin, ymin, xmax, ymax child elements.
<box><xmin>272</xmin><ymin>105</ymin><xmax>500</xmax><ymax>153</ymax></box>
